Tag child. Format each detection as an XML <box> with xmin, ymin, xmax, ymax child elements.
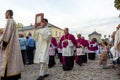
<box><xmin>48</xmin><ymin>37</ymin><xmax>57</xmax><ymax>68</ymax></box>
<box><xmin>58</xmin><ymin>42</ymin><xmax>62</xmax><ymax>63</ymax></box>
<box><xmin>99</xmin><ymin>40</ymin><xmax>109</xmax><ymax>69</ymax></box>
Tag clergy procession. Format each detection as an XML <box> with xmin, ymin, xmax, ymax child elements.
<box><xmin>0</xmin><ymin>10</ymin><xmax>120</xmax><ymax>80</ymax></box>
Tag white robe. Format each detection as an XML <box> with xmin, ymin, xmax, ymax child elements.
<box><xmin>113</xmin><ymin>29</ymin><xmax>120</xmax><ymax>60</ymax></box>
<box><xmin>0</xmin><ymin>19</ymin><xmax>24</xmax><ymax>77</ymax></box>
<box><xmin>34</xmin><ymin>26</ymin><xmax>52</xmax><ymax>64</ymax></box>
<box><xmin>110</xmin><ymin>46</ymin><xmax>119</xmax><ymax>61</ymax></box>
<box><xmin>48</xmin><ymin>44</ymin><xmax>56</xmax><ymax>56</ymax></box>
<box><xmin>114</xmin><ymin>29</ymin><xmax>120</xmax><ymax>53</ymax></box>
<box><xmin>62</xmin><ymin>40</ymin><xmax>75</xmax><ymax>56</ymax></box>
<box><xmin>76</xmin><ymin>46</ymin><xmax>85</xmax><ymax>56</ymax></box>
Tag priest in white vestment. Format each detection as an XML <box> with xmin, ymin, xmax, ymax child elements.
<box><xmin>110</xmin><ymin>25</ymin><xmax>120</xmax><ymax>62</ymax></box>
<box><xmin>0</xmin><ymin>10</ymin><xmax>24</xmax><ymax>80</ymax></box>
<box><xmin>109</xmin><ymin>25</ymin><xmax>120</xmax><ymax>61</ymax></box>
<box><xmin>34</xmin><ymin>18</ymin><xmax>52</xmax><ymax>80</ymax></box>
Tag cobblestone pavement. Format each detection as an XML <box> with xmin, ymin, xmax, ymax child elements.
<box><xmin>21</xmin><ymin>58</ymin><xmax>120</xmax><ymax>80</ymax></box>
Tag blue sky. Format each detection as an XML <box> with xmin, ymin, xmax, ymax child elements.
<box><xmin>0</xmin><ymin>0</ymin><xmax>120</xmax><ymax>39</ymax></box>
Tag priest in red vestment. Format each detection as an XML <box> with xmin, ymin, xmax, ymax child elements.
<box><xmin>59</xmin><ymin>28</ymin><xmax>76</xmax><ymax>71</ymax></box>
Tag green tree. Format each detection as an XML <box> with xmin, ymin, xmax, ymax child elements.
<box><xmin>16</xmin><ymin>23</ymin><xmax>24</xmax><ymax>28</ymax></box>
<box><xmin>114</xmin><ymin>0</ymin><xmax>120</xmax><ymax>10</ymax></box>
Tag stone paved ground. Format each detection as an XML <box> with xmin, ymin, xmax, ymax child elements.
<box><xmin>21</xmin><ymin>57</ymin><xmax>120</xmax><ymax>80</ymax></box>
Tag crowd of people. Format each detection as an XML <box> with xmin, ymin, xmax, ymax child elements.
<box><xmin>0</xmin><ymin>9</ymin><xmax>120</xmax><ymax>80</ymax></box>
<box><xmin>19</xmin><ymin>32</ymin><xmax>36</xmax><ymax>65</ymax></box>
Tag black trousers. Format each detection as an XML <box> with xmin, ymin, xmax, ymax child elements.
<box><xmin>62</xmin><ymin>56</ymin><xmax>74</xmax><ymax>71</ymax></box>
<box><xmin>21</xmin><ymin>50</ymin><xmax>26</xmax><ymax>64</ymax></box>
<box><xmin>58</xmin><ymin>53</ymin><xmax>62</xmax><ymax>63</ymax></box>
<box><xmin>88</xmin><ymin>53</ymin><xmax>96</xmax><ymax>60</ymax></box>
<box><xmin>82</xmin><ymin>53</ymin><xmax>87</xmax><ymax>63</ymax></box>
<box><xmin>48</xmin><ymin>56</ymin><xmax>56</xmax><ymax>68</ymax></box>
<box><xmin>76</xmin><ymin>55</ymin><xmax>84</xmax><ymax>66</ymax></box>
<box><xmin>26</xmin><ymin>47</ymin><xmax>34</xmax><ymax>64</ymax></box>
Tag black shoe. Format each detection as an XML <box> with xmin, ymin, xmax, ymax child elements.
<box><xmin>29</xmin><ymin>61</ymin><xmax>34</xmax><ymax>64</ymax></box>
<box><xmin>78</xmin><ymin>64</ymin><xmax>82</xmax><ymax>66</ymax></box>
<box><xmin>36</xmin><ymin>76</ymin><xmax>44</xmax><ymax>80</ymax></box>
<box><xmin>84</xmin><ymin>62</ymin><xmax>87</xmax><ymax>63</ymax></box>
<box><xmin>44</xmin><ymin>74</ymin><xmax>49</xmax><ymax>77</ymax></box>
<box><xmin>63</xmin><ymin>68</ymin><xmax>72</xmax><ymax>71</ymax></box>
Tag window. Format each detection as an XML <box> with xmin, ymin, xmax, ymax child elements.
<box><xmin>59</xmin><ymin>32</ymin><xmax>61</xmax><ymax>37</ymax></box>
<box><xmin>56</xmin><ymin>31</ymin><xmax>57</xmax><ymax>36</ymax></box>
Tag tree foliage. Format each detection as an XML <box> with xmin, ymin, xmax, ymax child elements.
<box><xmin>114</xmin><ymin>0</ymin><xmax>120</xmax><ymax>10</ymax></box>
<box><xmin>16</xmin><ymin>23</ymin><xmax>24</xmax><ymax>28</ymax></box>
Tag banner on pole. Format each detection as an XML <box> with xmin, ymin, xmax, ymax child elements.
<box><xmin>35</xmin><ymin>13</ymin><xmax>44</xmax><ymax>28</ymax></box>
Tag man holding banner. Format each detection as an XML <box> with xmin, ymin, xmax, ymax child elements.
<box><xmin>34</xmin><ymin>17</ymin><xmax>52</xmax><ymax>80</ymax></box>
